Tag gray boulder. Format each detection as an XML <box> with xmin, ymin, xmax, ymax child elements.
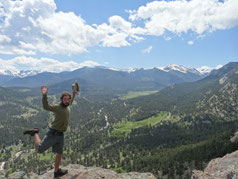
<box><xmin>192</xmin><ymin>150</ymin><xmax>238</xmax><ymax>179</ymax></box>
<box><xmin>28</xmin><ymin>164</ymin><xmax>156</xmax><ymax>179</ymax></box>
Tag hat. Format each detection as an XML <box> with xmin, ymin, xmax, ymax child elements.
<box><xmin>72</xmin><ymin>81</ymin><xmax>80</xmax><ymax>95</ymax></box>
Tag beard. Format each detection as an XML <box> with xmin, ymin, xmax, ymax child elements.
<box><xmin>61</xmin><ymin>102</ymin><xmax>69</xmax><ymax>108</ymax></box>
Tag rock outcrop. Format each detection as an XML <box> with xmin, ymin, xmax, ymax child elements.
<box><xmin>9</xmin><ymin>164</ymin><xmax>156</xmax><ymax>179</ymax></box>
<box><xmin>192</xmin><ymin>150</ymin><xmax>238</xmax><ymax>179</ymax></box>
<box><xmin>7</xmin><ymin>149</ymin><xmax>238</xmax><ymax>179</ymax></box>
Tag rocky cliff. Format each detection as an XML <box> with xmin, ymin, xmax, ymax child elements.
<box><xmin>5</xmin><ymin>150</ymin><xmax>238</xmax><ymax>178</ymax></box>
<box><xmin>8</xmin><ymin>164</ymin><xmax>156</xmax><ymax>179</ymax></box>
<box><xmin>192</xmin><ymin>150</ymin><xmax>238</xmax><ymax>179</ymax></box>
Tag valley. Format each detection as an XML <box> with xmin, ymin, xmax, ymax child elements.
<box><xmin>0</xmin><ymin>62</ymin><xmax>238</xmax><ymax>178</ymax></box>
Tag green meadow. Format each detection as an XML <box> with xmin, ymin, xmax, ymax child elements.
<box><xmin>112</xmin><ymin>112</ymin><xmax>168</xmax><ymax>138</ymax></box>
<box><xmin>119</xmin><ymin>91</ymin><xmax>158</xmax><ymax>100</ymax></box>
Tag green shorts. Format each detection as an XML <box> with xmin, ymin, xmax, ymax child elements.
<box><xmin>38</xmin><ymin>128</ymin><xmax>64</xmax><ymax>154</ymax></box>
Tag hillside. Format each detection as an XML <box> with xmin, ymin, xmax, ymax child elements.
<box><xmin>124</xmin><ymin>62</ymin><xmax>238</xmax><ymax>120</ymax></box>
<box><xmin>0</xmin><ymin>62</ymin><xmax>238</xmax><ymax>178</ymax></box>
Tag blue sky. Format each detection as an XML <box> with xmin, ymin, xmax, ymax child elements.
<box><xmin>0</xmin><ymin>0</ymin><xmax>238</xmax><ymax>73</ymax></box>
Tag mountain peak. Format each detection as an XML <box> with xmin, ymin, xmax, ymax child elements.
<box><xmin>157</xmin><ymin>64</ymin><xmax>202</xmax><ymax>75</ymax></box>
<box><xmin>167</xmin><ymin>64</ymin><xmax>192</xmax><ymax>73</ymax></box>
<box><xmin>0</xmin><ymin>69</ymin><xmax>40</xmax><ymax>78</ymax></box>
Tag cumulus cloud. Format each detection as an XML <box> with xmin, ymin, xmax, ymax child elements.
<box><xmin>0</xmin><ymin>0</ymin><xmax>142</xmax><ymax>55</ymax></box>
<box><xmin>129</xmin><ymin>0</ymin><xmax>238</xmax><ymax>36</ymax></box>
<box><xmin>141</xmin><ymin>46</ymin><xmax>152</xmax><ymax>54</ymax></box>
<box><xmin>101</xmin><ymin>32</ymin><xmax>130</xmax><ymax>47</ymax></box>
<box><xmin>0</xmin><ymin>56</ymin><xmax>100</xmax><ymax>73</ymax></box>
<box><xmin>96</xmin><ymin>16</ymin><xmax>143</xmax><ymax>47</ymax></box>
<box><xmin>187</xmin><ymin>41</ymin><xmax>194</xmax><ymax>45</ymax></box>
<box><xmin>109</xmin><ymin>16</ymin><xmax>132</xmax><ymax>32</ymax></box>
<box><xmin>0</xmin><ymin>0</ymin><xmax>237</xmax><ymax>55</ymax></box>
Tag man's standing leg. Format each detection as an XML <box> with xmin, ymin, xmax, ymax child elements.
<box><xmin>53</xmin><ymin>134</ymin><xmax>68</xmax><ymax>178</ymax></box>
<box><xmin>54</xmin><ymin>153</ymin><xmax>62</xmax><ymax>172</ymax></box>
<box><xmin>54</xmin><ymin>153</ymin><xmax>68</xmax><ymax>177</ymax></box>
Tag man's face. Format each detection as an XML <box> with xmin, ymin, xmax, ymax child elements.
<box><xmin>62</xmin><ymin>95</ymin><xmax>70</xmax><ymax>106</ymax></box>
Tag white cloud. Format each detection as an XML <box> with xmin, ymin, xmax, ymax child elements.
<box><xmin>78</xmin><ymin>60</ymin><xmax>100</xmax><ymax>68</ymax></box>
<box><xmin>0</xmin><ymin>56</ymin><xmax>100</xmax><ymax>73</ymax></box>
<box><xmin>101</xmin><ymin>32</ymin><xmax>130</xmax><ymax>47</ymax></box>
<box><xmin>97</xmin><ymin>16</ymin><xmax>143</xmax><ymax>47</ymax></box>
<box><xmin>141</xmin><ymin>46</ymin><xmax>152</xmax><ymax>54</ymax></box>
<box><xmin>0</xmin><ymin>0</ymin><xmax>237</xmax><ymax>55</ymax></box>
<box><xmin>0</xmin><ymin>0</ymin><xmax>143</xmax><ymax>55</ymax></box>
<box><xmin>129</xmin><ymin>0</ymin><xmax>238</xmax><ymax>36</ymax></box>
<box><xmin>164</xmin><ymin>36</ymin><xmax>172</xmax><ymax>41</ymax></box>
<box><xmin>109</xmin><ymin>16</ymin><xmax>132</xmax><ymax>32</ymax></box>
<box><xmin>187</xmin><ymin>41</ymin><xmax>194</xmax><ymax>45</ymax></box>
<box><xmin>0</xmin><ymin>35</ymin><xmax>11</xmax><ymax>43</ymax></box>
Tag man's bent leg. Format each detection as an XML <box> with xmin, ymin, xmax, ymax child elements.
<box><xmin>54</xmin><ymin>153</ymin><xmax>62</xmax><ymax>172</ymax></box>
<box><xmin>34</xmin><ymin>133</ymin><xmax>41</xmax><ymax>153</ymax></box>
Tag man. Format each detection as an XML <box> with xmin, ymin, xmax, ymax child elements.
<box><xmin>24</xmin><ymin>83</ymin><xmax>79</xmax><ymax>178</ymax></box>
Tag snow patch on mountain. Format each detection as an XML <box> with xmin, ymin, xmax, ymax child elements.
<box><xmin>99</xmin><ymin>66</ymin><xmax>137</xmax><ymax>73</ymax></box>
<box><xmin>157</xmin><ymin>64</ymin><xmax>201</xmax><ymax>75</ymax></box>
<box><xmin>0</xmin><ymin>69</ymin><xmax>40</xmax><ymax>78</ymax></box>
<box><xmin>157</xmin><ymin>64</ymin><xmax>223</xmax><ymax>76</ymax></box>
<box><xmin>0</xmin><ymin>64</ymin><xmax>222</xmax><ymax>78</ymax></box>
<box><xmin>196</xmin><ymin>66</ymin><xmax>213</xmax><ymax>75</ymax></box>
<box><xmin>197</xmin><ymin>65</ymin><xmax>223</xmax><ymax>75</ymax></box>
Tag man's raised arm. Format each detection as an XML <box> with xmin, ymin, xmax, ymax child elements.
<box><xmin>41</xmin><ymin>86</ymin><xmax>57</xmax><ymax>111</ymax></box>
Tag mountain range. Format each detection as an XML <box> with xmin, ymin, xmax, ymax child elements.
<box><xmin>0</xmin><ymin>65</ymin><xmax>211</xmax><ymax>95</ymax></box>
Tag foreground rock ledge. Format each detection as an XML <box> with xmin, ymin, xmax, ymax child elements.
<box><xmin>192</xmin><ymin>150</ymin><xmax>238</xmax><ymax>179</ymax></box>
<box><xmin>29</xmin><ymin>164</ymin><xmax>156</xmax><ymax>179</ymax></box>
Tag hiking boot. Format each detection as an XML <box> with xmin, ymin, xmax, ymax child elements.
<box><xmin>23</xmin><ymin>128</ymin><xmax>39</xmax><ymax>136</ymax></box>
<box><xmin>230</xmin><ymin>131</ymin><xmax>238</xmax><ymax>143</ymax></box>
<box><xmin>54</xmin><ymin>168</ymin><xmax>68</xmax><ymax>178</ymax></box>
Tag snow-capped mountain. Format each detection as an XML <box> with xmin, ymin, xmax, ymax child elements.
<box><xmin>157</xmin><ymin>64</ymin><xmax>212</xmax><ymax>76</ymax></box>
<box><xmin>0</xmin><ymin>69</ymin><xmax>41</xmax><ymax>85</ymax></box>
<box><xmin>99</xmin><ymin>64</ymin><xmax>211</xmax><ymax>76</ymax></box>
<box><xmin>0</xmin><ymin>64</ymin><xmax>221</xmax><ymax>87</ymax></box>
<box><xmin>196</xmin><ymin>66</ymin><xmax>213</xmax><ymax>75</ymax></box>
<box><xmin>0</xmin><ymin>64</ymin><xmax>214</xmax><ymax>79</ymax></box>
<box><xmin>0</xmin><ymin>69</ymin><xmax>40</xmax><ymax>78</ymax></box>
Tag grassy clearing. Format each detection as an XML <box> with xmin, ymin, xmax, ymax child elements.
<box><xmin>17</xmin><ymin>89</ymin><xmax>32</xmax><ymax>92</ymax></box>
<box><xmin>110</xmin><ymin>162</ymin><xmax>127</xmax><ymax>173</ymax></box>
<box><xmin>38</xmin><ymin>152</ymin><xmax>55</xmax><ymax>161</ymax></box>
<box><xmin>112</xmin><ymin>112</ymin><xmax>168</xmax><ymax>138</ymax></box>
<box><xmin>119</xmin><ymin>91</ymin><xmax>158</xmax><ymax>100</ymax></box>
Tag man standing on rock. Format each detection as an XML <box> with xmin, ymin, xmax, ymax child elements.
<box><xmin>24</xmin><ymin>82</ymin><xmax>80</xmax><ymax>178</ymax></box>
